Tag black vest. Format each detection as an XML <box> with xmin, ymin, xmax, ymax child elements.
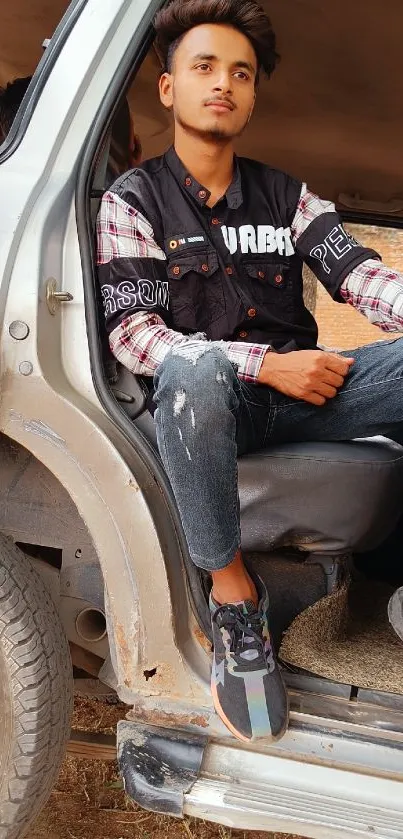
<box><xmin>100</xmin><ymin>147</ymin><xmax>379</xmax><ymax>352</ymax></box>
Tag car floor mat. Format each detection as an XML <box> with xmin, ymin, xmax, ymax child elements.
<box><xmin>245</xmin><ymin>550</ymin><xmax>331</xmax><ymax>653</ymax></box>
<box><xmin>280</xmin><ymin>576</ymin><xmax>403</xmax><ymax>694</ymax></box>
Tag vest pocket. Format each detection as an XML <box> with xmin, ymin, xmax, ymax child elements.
<box><xmin>241</xmin><ymin>260</ymin><xmax>294</xmax><ymax>310</ymax></box>
<box><xmin>167</xmin><ymin>250</ymin><xmax>224</xmax><ymax>332</ymax></box>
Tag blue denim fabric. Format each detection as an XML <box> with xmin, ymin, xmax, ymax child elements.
<box><xmin>153</xmin><ymin>338</ymin><xmax>403</xmax><ymax>571</ymax></box>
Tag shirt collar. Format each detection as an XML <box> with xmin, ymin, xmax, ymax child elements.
<box><xmin>165</xmin><ymin>145</ymin><xmax>243</xmax><ymax>210</ymax></box>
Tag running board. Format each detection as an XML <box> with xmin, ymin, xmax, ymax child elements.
<box><xmin>117</xmin><ymin>721</ymin><xmax>206</xmax><ymax>817</ymax></box>
<box><xmin>184</xmin><ymin>742</ymin><xmax>403</xmax><ymax>839</ymax></box>
<box><xmin>117</xmin><ymin>715</ymin><xmax>403</xmax><ymax>834</ymax></box>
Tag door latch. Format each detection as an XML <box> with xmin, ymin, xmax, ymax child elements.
<box><xmin>46</xmin><ymin>278</ymin><xmax>74</xmax><ymax>315</ymax></box>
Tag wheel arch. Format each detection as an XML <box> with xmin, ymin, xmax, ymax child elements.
<box><xmin>0</xmin><ymin>382</ymin><xmax>199</xmax><ymax>704</ymax></box>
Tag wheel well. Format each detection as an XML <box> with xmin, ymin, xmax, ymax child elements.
<box><xmin>0</xmin><ymin>433</ymin><xmax>112</xmax><ymax>683</ymax></box>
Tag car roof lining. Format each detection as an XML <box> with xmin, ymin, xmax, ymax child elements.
<box><xmin>1</xmin><ymin>0</ymin><xmax>403</xmax><ymax>213</ymax></box>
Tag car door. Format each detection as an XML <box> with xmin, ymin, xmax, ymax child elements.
<box><xmin>0</xmin><ymin>0</ymin><xmax>200</xmax><ymax>720</ymax></box>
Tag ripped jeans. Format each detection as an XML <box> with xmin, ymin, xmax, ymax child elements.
<box><xmin>153</xmin><ymin>338</ymin><xmax>403</xmax><ymax>572</ymax></box>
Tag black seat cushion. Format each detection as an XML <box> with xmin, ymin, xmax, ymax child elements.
<box><xmin>239</xmin><ymin>438</ymin><xmax>403</xmax><ymax>554</ymax></box>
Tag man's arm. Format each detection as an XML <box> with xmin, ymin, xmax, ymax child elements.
<box><xmin>109</xmin><ymin>310</ymin><xmax>269</xmax><ymax>382</ymax></box>
<box><xmin>97</xmin><ymin>187</ymin><xmax>270</xmax><ymax>383</ymax></box>
<box><xmin>340</xmin><ymin>260</ymin><xmax>403</xmax><ymax>331</ymax></box>
<box><xmin>257</xmin><ymin>184</ymin><xmax>403</xmax><ymax>405</ymax></box>
<box><xmin>292</xmin><ymin>183</ymin><xmax>403</xmax><ymax>332</ymax></box>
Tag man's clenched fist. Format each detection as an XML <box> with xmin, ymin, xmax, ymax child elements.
<box><xmin>258</xmin><ymin>349</ymin><xmax>354</xmax><ymax>406</ymax></box>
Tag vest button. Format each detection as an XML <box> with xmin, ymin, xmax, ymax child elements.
<box><xmin>239</xmin><ymin>330</ymin><xmax>248</xmax><ymax>339</ymax></box>
<box><xmin>258</xmin><ymin>270</ymin><xmax>265</xmax><ymax>280</ymax></box>
<box><xmin>201</xmin><ymin>263</ymin><xmax>209</xmax><ymax>272</ymax></box>
<box><xmin>212</xmin><ymin>217</ymin><xmax>220</xmax><ymax>225</ymax></box>
<box><xmin>247</xmin><ymin>308</ymin><xmax>256</xmax><ymax>318</ymax></box>
<box><xmin>198</xmin><ymin>189</ymin><xmax>207</xmax><ymax>199</ymax></box>
<box><xmin>185</xmin><ymin>177</ymin><xmax>192</xmax><ymax>187</ymax></box>
<box><xmin>173</xmin><ymin>266</ymin><xmax>180</xmax><ymax>276</ymax></box>
<box><xmin>275</xmin><ymin>274</ymin><xmax>283</xmax><ymax>284</ymax></box>
<box><xmin>225</xmin><ymin>266</ymin><xmax>233</xmax><ymax>275</ymax></box>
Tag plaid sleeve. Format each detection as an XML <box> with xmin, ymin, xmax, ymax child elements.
<box><xmin>340</xmin><ymin>259</ymin><xmax>403</xmax><ymax>331</ymax></box>
<box><xmin>96</xmin><ymin>190</ymin><xmax>169</xmax><ymax>333</ymax></box>
<box><xmin>109</xmin><ymin>312</ymin><xmax>270</xmax><ymax>382</ymax></box>
<box><xmin>290</xmin><ymin>183</ymin><xmax>335</xmax><ymax>243</ymax></box>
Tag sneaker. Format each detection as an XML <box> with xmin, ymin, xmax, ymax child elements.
<box><xmin>388</xmin><ymin>586</ymin><xmax>403</xmax><ymax>641</ymax></box>
<box><xmin>210</xmin><ymin>575</ymin><xmax>289</xmax><ymax>742</ymax></box>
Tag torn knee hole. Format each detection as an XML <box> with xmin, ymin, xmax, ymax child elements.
<box><xmin>173</xmin><ymin>389</ymin><xmax>187</xmax><ymax>417</ymax></box>
<box><xmin>216</xmin><ymin>371</ymin><xmax>228</xmax><ymax>384</ymax></box>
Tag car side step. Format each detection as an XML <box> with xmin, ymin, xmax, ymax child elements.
<box><xmin>117</xmin><ymin>721</ymin><xmax>207</xmax><ymax>817</ymax></box>
<box><xmin>184</xmin><ymin>773</ymin><xmax>403</xmax><ymax>839</ymax></box>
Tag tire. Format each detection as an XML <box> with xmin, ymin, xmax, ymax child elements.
<box><xmin>0</xmin><ymin>536</ymin><xmax>73</xmax><ymax>839</ymax></box>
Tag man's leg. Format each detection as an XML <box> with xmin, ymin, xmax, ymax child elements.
<box><xmin>153</xmin><ymin>345</ymin><xmax>288</xmax><ymax>742</ymax></box>
<box><xmin>265</xmin><ymin>337</ymin><xmax>403</xmax><ymax>647</ymax></box>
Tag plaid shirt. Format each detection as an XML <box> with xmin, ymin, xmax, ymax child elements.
<box><xmin>98</xmin><ymin>174</ymin><xmax>403</xmax><ymax>382</ymax></box>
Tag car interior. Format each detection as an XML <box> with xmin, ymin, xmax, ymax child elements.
<box><xmin>3</xmin><ymin>0</ymin><xmax>403</xmax><ymax>709</ymax></box>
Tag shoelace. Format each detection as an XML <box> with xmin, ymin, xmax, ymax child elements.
<box><xmin>215</xmin><ymin>605</ymin><xmax>264</xmax><ymax>655</ymax></box>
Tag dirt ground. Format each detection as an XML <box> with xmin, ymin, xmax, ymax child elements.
<box><xmin>30</xmin><ymin>696</ymin><xmax>302</xmax><ymax>839</ymax></box>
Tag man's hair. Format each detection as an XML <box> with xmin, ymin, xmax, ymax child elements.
<box><xmin>0</xmin><ymin>76</ymin><xmax>31</xmax><ymax>144</ymax></box>
<box><xmin>154</xmin><ymin>0</ymin><xmax>279</xmax><ymax>83</ymax></box>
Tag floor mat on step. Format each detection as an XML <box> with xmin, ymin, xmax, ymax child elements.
<box><xmin>279</xmin><ymin>578</ymin><xmax>403</xmax><ymax>693</ymax></box>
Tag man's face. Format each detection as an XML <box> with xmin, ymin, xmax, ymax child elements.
<box><xmin>159</xmin><ymin>24</ymin><xmax>258</xmax><ymax>141</ymax></box>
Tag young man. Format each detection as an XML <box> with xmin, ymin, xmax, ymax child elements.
<box><xmin>97</xmin><ymin>0</ymin><xmax>403</xmax><ymax>743</ymax></box>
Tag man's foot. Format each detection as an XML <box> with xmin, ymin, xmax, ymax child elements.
<box><xmin>210</xmin><ymin>575</ymin><xmax>289</xmax><ymax>742</ymax></box>
<box><xmin>388</xmin><ymin>587</ymin><xmax>403</xmax><ymax>641</ymax></box>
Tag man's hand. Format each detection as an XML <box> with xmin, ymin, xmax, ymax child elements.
<box><xmin>258</xmin><ymin>350</ymin><xmax>354</xmax><ymax>406</ymax></box>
